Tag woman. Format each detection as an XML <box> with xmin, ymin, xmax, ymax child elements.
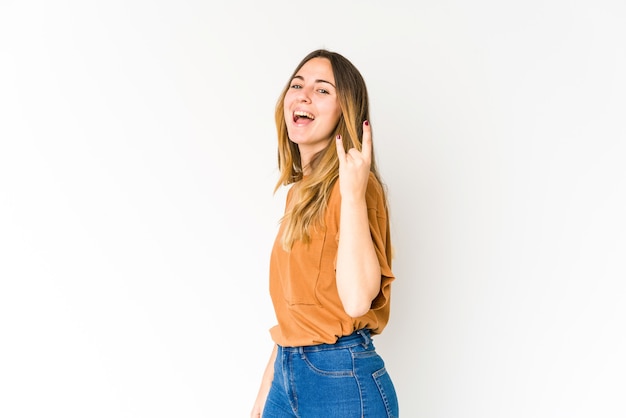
<box><xmin>251</xmin><ymin>49</ymin><xmax>398</xmax><ymax>417</ymax></box>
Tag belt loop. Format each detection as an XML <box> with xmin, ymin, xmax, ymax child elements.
<box><xmin>357</xmin><ymin>329</ymin><xmax>371</xmax><ymax>348</ymax></box>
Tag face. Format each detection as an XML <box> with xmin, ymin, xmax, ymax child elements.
<box><xmin>283</xmin><ymin>57</ymin><xmax>342</xmax><ymax>159</ymax></box>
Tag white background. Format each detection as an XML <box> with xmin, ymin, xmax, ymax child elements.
<box><xmin>1</xmin><ymin>1</ymin><xmax>625</xmax><ymax>417</ymax></box>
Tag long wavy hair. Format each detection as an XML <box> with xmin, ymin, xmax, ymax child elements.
<box><xmin>275</xmin><ymin>49</ymin><xmax>385</xmax><ymax>250</ymax></box>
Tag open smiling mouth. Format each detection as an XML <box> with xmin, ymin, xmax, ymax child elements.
<box><xmin>293</xmin><ymin>110</ymin><xmax>315</xmax><ymax>123</ymax></box>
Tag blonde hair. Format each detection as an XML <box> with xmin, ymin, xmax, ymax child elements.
<box><xmin>275</xmin><ymin>49</ymin><xmax>385</xmax><ymax>250</ymax></box>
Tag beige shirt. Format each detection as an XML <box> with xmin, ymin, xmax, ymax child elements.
<box><xmin>269</xmin><ymin>172</ymin><xmax>395</xmax><ymax>347</ymax></box>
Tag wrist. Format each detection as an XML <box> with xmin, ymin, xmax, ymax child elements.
<box><xmin>340</xmin><ymin>192</ymin><xmax>366</xmax><ymax>206</ymax></box>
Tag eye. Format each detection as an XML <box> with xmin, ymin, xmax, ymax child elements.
<box><xmin>317</xmin><ymin>88</ymin><xmax>330</xmax><ymax>94</ymax></box>
<box><xmin>290</xmin><ymin>84</ymin><xmax>302</xmax><ymax>89</ymax></box>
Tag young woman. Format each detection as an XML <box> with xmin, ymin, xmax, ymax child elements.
<box><xmin>251</xmin><ymin>49</ymin><xmax>398</xmax><ymax>418</ymax></box>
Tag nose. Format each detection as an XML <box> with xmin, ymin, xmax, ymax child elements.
<box><xmin>295</xmin><ymin>86</ymin><xmax>312</xmax><ymax>103</ymax></box>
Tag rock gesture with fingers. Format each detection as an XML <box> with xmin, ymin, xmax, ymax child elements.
<box><xmin>334</xmin><ymin>119</ymin><xmax>380</xmax><ymax>317</ymax></box>
<box><xmin>335</xmin><ymin>120</ymin><xmax>372</xmax><ymax>202</ymax></box>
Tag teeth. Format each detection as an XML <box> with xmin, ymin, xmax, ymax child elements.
<box><xmin>294</xmin><ymin>110</ymin><xmax>315</xmax><ymax>120</ymax></box>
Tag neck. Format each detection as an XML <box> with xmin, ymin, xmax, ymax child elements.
<box><xmin>299</xmin><ymin>149</ymin><xmax>316</xmax><ymax>176</ymax></box>
<box><xmin>298</xmin><ymin>141</ymin><xmax>330</xmax><ymax>176</ymax></box>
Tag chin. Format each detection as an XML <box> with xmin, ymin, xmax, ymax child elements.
<box><xmin>287</xmin><ymin>131</ymin><xmax>309</xmax><ymax>145</ymax></box>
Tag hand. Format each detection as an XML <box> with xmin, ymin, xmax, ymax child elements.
<box><xmin>250</xmin><ymin>404</ymin><xmax>263</xmax><ymax>418</ymax></box>
<box><xmin>251</xmin><ymin>344</ymin><xmax>277</xmax><ymax>418</ymax></box>
<box><xmin>335</xmin><ymin>121</ymin><xmax>372</xmax><ymax>201</ymax></box>
<box><xmin>250</xmin><ymin>384</ymin><xmax>269</xmax><ymax>418</ymax></box>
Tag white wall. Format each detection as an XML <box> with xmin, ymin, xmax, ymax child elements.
<box><xmin>1</xmin><ymin>1</ymin><xmax>625</xmax><ymax>417</ymax></box>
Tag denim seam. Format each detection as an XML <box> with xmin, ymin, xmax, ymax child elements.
<box><xmin>287</xmin><ymin>351</ymin><xmax>300</xmax><ymax>417</ymax></box>
<box><xmin>299</xmin><ymin>342</ymin><xmax>363</xmax><ymax>352</ymax></box>
<box><xmin>372</xmin><ymin>366</ymin><xmax>395</xmax><ymax>418</ymax></box>
<box><xmin>351</xmin><ymin>350</ymin><xmax>365</xmax><ymax>418</ymax></box>
<box><xmin>352</xmin><ymin>350</ymin><xmax>377</xmax><ymax>359</ymax></box>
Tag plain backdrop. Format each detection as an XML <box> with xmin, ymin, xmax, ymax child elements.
<box><xmin>1</xmin><ymin>1</ymin><xmax>625</xmax><ymax>417</ymax></box>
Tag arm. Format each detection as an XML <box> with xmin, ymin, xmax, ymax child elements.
<box><xmin>250</xmin><ymin>344</ymin><xmax>277</xmax><ymax>418</ymax></box>
<box><xmin>335</xmin><ymin>121</ymin><xmax>381</xmax><ymax>318</ymax></box>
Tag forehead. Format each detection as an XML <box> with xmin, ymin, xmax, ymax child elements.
<box><xmin>295</xmin><ymin>57</ymin><xmax>334</xmax><ymax>82</ymax></box>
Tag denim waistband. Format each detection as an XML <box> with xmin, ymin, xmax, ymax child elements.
<box><xmin>281</xmin><ymin>329</ymin><xmax>372</xmax><ymax>352</ymax></box>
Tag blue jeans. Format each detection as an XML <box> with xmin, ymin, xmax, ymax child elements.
<box><xmin>263</xmin><ymin>329</ymin><xmax>399</xmax><ymax>417</ymax></box>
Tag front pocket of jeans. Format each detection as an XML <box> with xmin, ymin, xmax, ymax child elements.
<box><xmin>301</xmin><ymin>349</ymin><xmax>354</xmax><ymax>377</ymax></box>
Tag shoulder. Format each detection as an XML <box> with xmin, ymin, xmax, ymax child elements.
<box><xmin>366</xmin><ymin>172</ymin><xmax>384</xmax><ymax>193</ymax></box>
<box><xmin>365</xmin><ymin>172</ymin><xmax>386</xmax><ymax>210</ymax></box>
<box><xmin>282</xmin><ymin>183</ymin><xmax>298</xmax><ymax>210</ymax></box>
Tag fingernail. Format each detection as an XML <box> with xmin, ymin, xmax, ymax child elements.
<box><xmin>364</xmin><ymin>120</ymin><xmax>369</xmax><ymax>126</ymax></box>
<box><xmin>336</xmin><ymin>134</ymin><xmax>341</xmax><ymax>140</ymax></box>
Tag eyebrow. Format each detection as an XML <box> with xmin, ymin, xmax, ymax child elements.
<box><xmin>292</xmin><ymin>75</ymin><xmax>336</xmax><ymax>88</ymax></box>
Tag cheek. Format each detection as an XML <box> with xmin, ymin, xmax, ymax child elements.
<box><xmin>328</xmin><ymin>105</ymin><xmax>342</xmax><ymax>127</ymax></box>
<box><xmin>327</xmin><ymin>99</ymin><xmax>342</xmax><ymax>122</ymax></box>
<box><xmin>334</xmin><ymin>107</ymin><xmax>342</xmax><ymax>123</ymax></box>
<box><xmin>283</xmin><ymin>92</ymin><xmax>293</xmax><ymax>109</ymax></box>
<box><xmin>283</xmin><ymin>98</ymin><xmax>292</xmax><ymax>121</ymax></box>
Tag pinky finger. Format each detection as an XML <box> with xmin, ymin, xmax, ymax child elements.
<box><xmin>335</xmin><ymin>134</ymin><xmax>346</xmax><ymax>161</ymax></box>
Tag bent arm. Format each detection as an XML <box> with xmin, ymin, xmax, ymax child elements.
<box><xmin>334</xmin><ymin>123</ymin><xmax>381</xmax><ymax>318</ymax></box>
<box><xmin>335</xmin><ymin>195</ymin><xmax>381</xmax><ymax>318</ymax></box>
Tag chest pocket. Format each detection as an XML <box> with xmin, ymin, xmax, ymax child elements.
<box><xmin>280</xmin><ymin>229</ymin><xmax>327</xmax><ymax>306</ymax></box>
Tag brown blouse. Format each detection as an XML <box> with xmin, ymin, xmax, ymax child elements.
<box><xmin>269</xmin><ymin>172</ymin><xmax>395</xmax><ymax>347</ymax></box>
